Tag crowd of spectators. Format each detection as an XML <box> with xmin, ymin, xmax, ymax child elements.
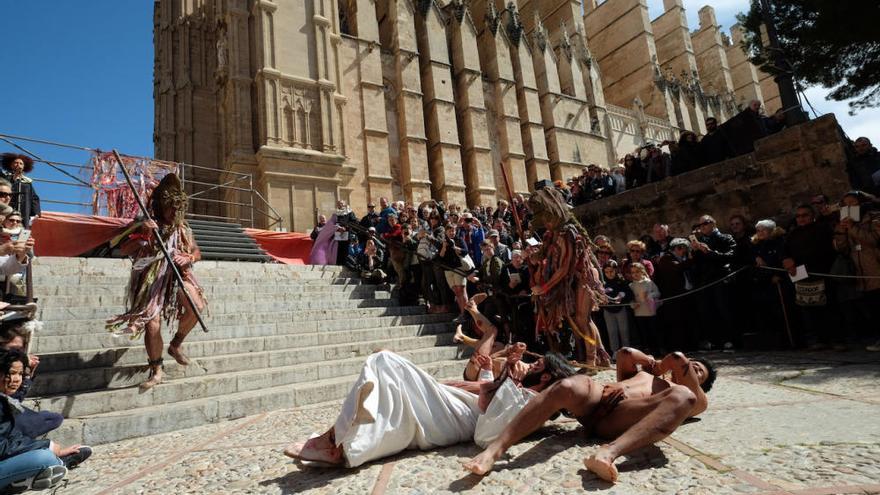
<box><xmin>0</xmin><ymin>154</ymin><xmax>91</xmax><ymax>493</ymax></box>
<box><xmin>315</xmin><ymin>186</ymin><xmax>880</xmax><ymax>361</ymax></box>
<box><xmin>564</xmin><ymin>101</ymin><xmax>793</xmax><ymax>207</ymax></box>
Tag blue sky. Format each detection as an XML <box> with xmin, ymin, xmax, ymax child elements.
<box><xmin>0</xmin><ymin>1</ymin><xmax>875</xmax><ymax>213</ymax></box>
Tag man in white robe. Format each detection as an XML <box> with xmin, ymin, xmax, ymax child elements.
<box><xmin>283</xmin><ymin>348</ymin><xmax>576</xmax><ymax>467</ymax></box>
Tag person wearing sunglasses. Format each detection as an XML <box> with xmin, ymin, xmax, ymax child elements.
<box><xmin>0</xmin><ymin>155</ymin><xmax>40</xmax><ymax>228</ymax></box>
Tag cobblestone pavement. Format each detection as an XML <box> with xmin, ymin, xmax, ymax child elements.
<box><xmin>58</xmin><ymin>350</ymin><xmax>880</xmax><ymax>495</ymax></box>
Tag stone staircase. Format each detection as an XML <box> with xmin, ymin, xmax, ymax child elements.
<box><xmin>27</xmin><ymin>258</ymin><xmax>465</xmax><ymax>446</ymax></box>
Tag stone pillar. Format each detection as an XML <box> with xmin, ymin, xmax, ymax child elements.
<box><xmin>692</xmin><ymin>7</ymin><xmax>738</xmax><ymax>110</ymax></box>
<box><xmin>336</xmin><ymin>0</ymin><xmax>394</xmax><ymax>210</ymax></box>
<box><xmin>583</xmin><ymin>0</ymin><xmax>676</xmax><ymax>122</ymax></box>
<box><xmin>723</xmin><ymin>23</ymin><xmax>766</xmax><ymax>111</ymax></box>
<box><xmin>506</xmin><ymin>5</ymin><xmax>551</xmax><ymax>189</ymax></box>
<box><xmin>650</xmin><ymin>0</ymin><xmax>706</xmax><ymax>133</ymax></box>
<box><xmin>377</xmin><ymin>0</ymin><xmax>432</xmax><ymax>203</ymax></box>
<box><xmin>154</xmin><ymin>0</ymin><xmax>222</xmax><ymax>217</ymax></box>
<box><xmin>447</xmin><ymin>1</ymin><xmax>499</xmax><ymax>206</ymax></box>
<box><xmin>530</xmin><ymin>15</ymin><xmax>604</xmax><ymax>181</ymax></box>
<box><xmin>414</xmin><ymin>1</ymin><xmax>466</xmax><ymax>205</ymax></box>
<box><xmin>471</xmin><ymin>2</ymin><xmax>529</xmax><ymax>202</ymax></box>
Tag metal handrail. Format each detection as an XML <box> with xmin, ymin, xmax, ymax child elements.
<box><xmin>251</xmin><ymin>188</ymin><xmax>284</xmax><ymax>230</ymax></box>
<box><xmin>1</xmin><ymin>132</ymin><xmax>284</xmax><ymax>229</ymax></box>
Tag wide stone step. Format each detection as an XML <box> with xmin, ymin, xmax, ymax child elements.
<box><xmin>30</xmin><ymin>332</ymin><xmax>456</xmax><ymax>396</ymax></box>
<box><xmin>29</xmin><ymin>346</ymin><xmax>465</xmax><ymax>419</ymax></box>
<box><xmin>46</xmin><ymin>354</ymin><xmax>466</xmax><ymax>446</ymax></box>
<box><xmin>33</xmin><ymin>257</ymin><xmax>343</xmax><ymax>273</ymax></box>
<box><xmin>31</xmin><ymin>272</ymin><xmax>358</xmax><ymax>288</ymax></box>
<box><xmin>36</xmin><ymin>286</ymin><xmax>392</xmax><ymax>309</ymax></box>
<box><xmin>33</xmin><ymin>315</ymin><xmax>453</xmax><ymax>357</ymax></box>
<box><xmin>34</xmin><ymin>305</ymin><xmax>432</xmax><ymax>336</ymax></box>
<box><xmin>37</xmin><ymin>296</ymin><xmax>399</xmax><ymax>321</ymax></box>
<box><xmin>32</xmin><ymin>278</ymin><xmax>372</xmax><ymax>297</ymax></box>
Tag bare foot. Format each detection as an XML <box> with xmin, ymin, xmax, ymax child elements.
<box><xmin>470</xmin><ymin>293</ymin><xmax>488</xmax><ymax>306</ymax></box>
<box><xmin>139</xmin><ymin>367</ymin><xmax>164</xmax><ymax>391</ymax></box>
<box><xmin>167</xmin><ymin>346</ymin><xmax>190</xmax><ymax>366</ymax></box>
<box><xmin>284</xmin><ymin>432</ymin><xmax>343</xmax><ymax>464</ymax></box>
<box><xmin>463</xmin><ymin>448</ymin><xmax>499</xmax><ymax>476</ymax></box>
<box><xmin>453</xmin><ymin>324</ymin><xmax>466</xmax><ymax>344</ymax></box>
<box><xmin>584</xmin><ymin>446</ymin><xmax>618</xmax><ymax>483</ymax></box>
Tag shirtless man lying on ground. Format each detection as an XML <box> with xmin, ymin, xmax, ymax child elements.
<box><xmin>464</xmin><ymin>347</ymin><xmax>716</xmax><ymax>483</ymax></box>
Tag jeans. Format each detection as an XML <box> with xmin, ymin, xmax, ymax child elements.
<box><xmin>602</xmin><ymin>310</ymin><xmax>631</xmax><ymax>355</ymax></box>
<box><xmin>15</xmin><ymin>409</ymin><xmax>64</xmax><ymax>439</ymax></box>
<box><xmin>0</xmin><ymin>449</ymin><xmax>63</xmax><ymax>489</ymax></box>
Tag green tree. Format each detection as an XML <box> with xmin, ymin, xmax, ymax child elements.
<box><xmin>738</xmin><ymin>0</ymin><xmax>880</xmax><ymax>113</ymax></box>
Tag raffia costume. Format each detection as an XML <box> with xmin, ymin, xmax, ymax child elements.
<box><xmin>527</xmin><ymin>188</ymin><xmax>609</xmax><ymax>366</ymax></box>
<box><xmin>106</xmin><ymin>174</ymin><xmax>206</xmax><ymax>338</ymax></box>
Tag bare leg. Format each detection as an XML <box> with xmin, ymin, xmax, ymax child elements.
<box><xmin>585</xmin><ymin>386</ymin><xmax>697</xmax><ymax>482</ymax></box>
<box><xmin>284</xmin><ymin>427</ymin><xmax>344</xmax><ymax>465</ymax></box>
<box><xmin>168</xmin><ymin>282</ymin><xmax>205</xmax><ymax>366</ymax></box>
<box><xmin>141</xmin><ymin>317</ymin><xmax>165</xmax><ymax>389</ymax></box>
<box><xmin>463</xmin><ymin>302</ymin><xmax>499</xmax><ymax>381</ymax></box>
<box><xmin>464</xmin><ymin>375</ymin><xmax>602</xmax><ymax>475</ymax></box>
<box><xmin>452</xmin><ymin>286</ymin><xmax>468</xmax><ymax>315</ymax></box>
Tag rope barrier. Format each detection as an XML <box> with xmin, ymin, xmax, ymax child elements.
<box><xmin>597</xmin><ymin>265</ymin><xmax>751</xmax><ymax>308</ymax></box>
<box><xmin>596</xmin><ymin>263</ymin><xmax>880</xmax><ymax>310</ymax></box>
<box><xmin>756</xmin><ymin>265</ymin><xmax>880</xmax><ymax>280</ymax></box>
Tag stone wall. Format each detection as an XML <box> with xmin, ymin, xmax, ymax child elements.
<box><xmin>574</xmin><ymin>115</ymin><xmax>850</xmax><ymax>252</ymax></box>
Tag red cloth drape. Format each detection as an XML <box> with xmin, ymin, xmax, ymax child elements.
<box><xmin>29</xmin><ymin>212</ymin><xmax>314</xmax><ymax>264</ymax></box>
<box><xmin>243</xmin><ymin>228</ymin><xmax>313</xmax><ymax>265</ymax></box>
<box><xmin>31</xmin><ymin>212</ymin><xmax>130</xmax><ymax>257</ymax></box>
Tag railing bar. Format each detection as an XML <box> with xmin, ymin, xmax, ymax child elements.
<box><xmin>31</xmin><ymin>178</ymin><xmax>92</xmax><ymax>188</ymax></box>
<box><xmin>179</xmin><ymin>162</ymin><xmax>250</xmax><ymax>178</ymax></box>
<box><xmin>0</xmin><ymin>133</ymin><xmax>96</xmax><ymax>152</ymax></box>
<box><xmin>41</xmin><ymin>200</ymin><xmax>92</xmax><ymax>207</ymax></box>
<box><xmin>188</xmin><ymin>197</ymin><xmax>251</xmax><ymax>207</ymax></box>
<box><xmin>182</xmin><ymin>179</ymin><xmax>251</xmax><ymax>192</ymax></box>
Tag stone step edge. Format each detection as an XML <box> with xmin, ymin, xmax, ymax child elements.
<box><xmin>36</xmin><ymin>298</ymin><xmax>400</xmax><ymax>319</ymax></box>
<box><xmin>30</xmin><ymin>311</ymin><xmax>438</xmax><ymax>339</ymax></box>
<box><xmin>31</xmin><ymin>308</ymin><xmax>447</xmax><ymax>340</ymax></box>
<box><xmin>32</xmin><ymin>333</ymin><xmax>458</xmax><ymax>391</ymax></box>
<box><xmin>34</xmin><ymin>320</ymin><xmax>454</xmax><ymax>362</ymax></box>
<box><xmin>37</xmin><ymin>288</ymin><xmax>392</xmax><ymax>306</ymax></box>
<box><xmin>28</xmin><ymin>346</ymin><xmax>467</xmax><ymax>417</ymax></box>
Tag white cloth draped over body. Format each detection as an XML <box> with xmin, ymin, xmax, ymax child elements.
<box><xmin>333</xmin><ymin>351</ymin><xmax>536</xmax><ymax>467</ymax></box>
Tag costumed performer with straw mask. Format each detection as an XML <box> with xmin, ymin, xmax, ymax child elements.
<box><xmin>106</xmin><ymin>173</ymin><xmax>207</xmax><ymax>390</ymax></box>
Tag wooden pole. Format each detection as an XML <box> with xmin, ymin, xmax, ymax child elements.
<box><xmin>112</xmin><ymin>150</ymin><xmax>208</xmax><ymax>333</ymax></box>
<box><xmin>498</xmin><ymin>161</ymin><xmax>524</xmax><ymax>240</ymax></box>
<box><xmin>776</xmin><ymin>281</ymin><xmax>794</xmax><ymax>347</ymax></box>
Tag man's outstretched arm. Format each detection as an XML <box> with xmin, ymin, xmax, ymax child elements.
<box><xmin>654</xmin><ymin>352</ymin><xmax>708</xmax><ymax>416</ymax></box>
<box><xmin>615</xmin><ymin>347</ymin><xmax>655</xmax><ymax>382</ymax></box>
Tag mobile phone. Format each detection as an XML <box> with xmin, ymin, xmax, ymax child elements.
<box><xmin>17</xmin><ymin>230</ymin><xmax>31</xmax><ymax>243</ymax></box>
<box><xmin>526</xmin><ymin>237</ymin><xmax>541</xmax><ymax>247</ymax></box>
<box><xmin>688</xmin><ymin>234</ymin><xmax>698</xmax><ymax>243</ymax></box>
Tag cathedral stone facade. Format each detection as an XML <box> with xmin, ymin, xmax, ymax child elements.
<box><xmin>153</xmin><ymin>0</ymin><xmax>779</xmax><ymax>232</ymax></box>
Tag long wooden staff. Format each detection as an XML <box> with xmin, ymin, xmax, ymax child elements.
<box><xmin>498</xmin><ymin>161</ymin><xmax>524</xmax><ymax>240</ymax></box>
<box><xmin>112</xmin><ymin>150</ymin><xmax>208</xmax><ymax>333</ymax></box>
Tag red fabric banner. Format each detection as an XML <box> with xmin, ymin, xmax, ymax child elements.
<box><xmin>31</xmin><ymin>212</ymin><xmax>130</xmax><ymax>257</ymax></box>
<box><xmin>243</xmin><ymin>228</ymin><xmax>313</xmax><ymax>265</ymax></box>
<box><xmin>29</xmin><ymin>212</ymin><xmax>314</xmax><ymax>264</ymax></box>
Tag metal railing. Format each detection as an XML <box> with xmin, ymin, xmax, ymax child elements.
<box><xmin>0</xmin><ymin>133</ymin><xmax>283</xmax><ymax>230</ymax></box>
